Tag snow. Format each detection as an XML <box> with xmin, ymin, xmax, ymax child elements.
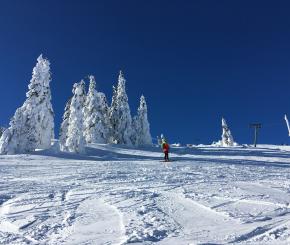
<box><xmin>1</xmin><ymin>144</ymin><xmax>290</xmax><ymax>244</ymax></box>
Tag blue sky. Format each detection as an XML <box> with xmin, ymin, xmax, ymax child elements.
<box><xmin>0</xmin><ymin>0</ymin><xmax>290</xmax><ymax>145</ymax></box>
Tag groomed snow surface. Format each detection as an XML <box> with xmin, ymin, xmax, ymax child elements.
<box><xmin>1</xmin><ymin>144</ymin><xmax>290</xmax><ymax>244</ymax></box>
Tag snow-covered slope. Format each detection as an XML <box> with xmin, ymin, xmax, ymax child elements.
<box><xmin>1</xmin><ymin>144</ymin><xmax>290</xmax><ymax>244</ymax></box>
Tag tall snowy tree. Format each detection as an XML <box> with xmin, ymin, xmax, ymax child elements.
<box><xmin>109</xmin><ymin>85</ymin><xmax>118</xmax><ymax>143</ymax></box>
<box><xmin>109</xmin><ymin>71</ymin><xmax>133</xmax><ymax>145</ymax></box>
<box><xmin>59</xmin><ymin>98</ymin><xmax>72</xmax><ymax>151</ymax></box>
<box><xmin>96</xmin><ymin>92</ymin><xmax>110</xmax><ymax>141</ymax></box>
<box><xmin>83</xmin><ymin>75</ymin><xmax>110</xmax><ymax>143</ymax></box>
<box><xmin>0</xmin><ymin>127</ymin><xmax>5</xmax><ymax>138</ymax></box>
<box><xmin>0</xmin><ymin>55</ymin><xmax>54</xmax><ymax>154</ymax></box>
<box><xmin>284</xmin><ymin>114</ymin><xmax>290</xmax><ymax>136</ymax></box>
<box><xmin>132</xmin><ymin>95</ymin><xmax>152</xmax><ymax>146</ymax></box>
<box><xmin>28</xmin><ymin>55</ymin><xmax>54</xmax><ymax>149</ymax></box>
<box><xmin>64</xmin><ymin>81</ymin><xmax>86</xmax><ymax>153</ymax></box>
<box><xmin>221</xmin><ymin>117</ymin><xmax>235</xmax><ymax>147</ymax></box>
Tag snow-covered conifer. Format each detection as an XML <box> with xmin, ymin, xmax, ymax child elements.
<box><xmin>59</xmin><ymin>98</ymin><xmax>72</xmax><ymax>151</ymax></box>
<box><xmin>221</xmin><ymin>117</ymin><xmax>235</xmax><ymax>147</ymax></box>
<box><xmin>83</xmin><ymin>75</ymin><xmax>110</xmax><ymax>143</ymax></box>
<box><xmin>109</xmin><ymin>71</ymin><xmax>133</xmax><ymax>145</ymax></box>
<box><xmin>284</xmin><ymin>114</ymin><xmax>290</xmax><ymax>136</ymax></box>
<box><xmin>96</xmin><ymin>92</ymin><xmax>110</xmax><ymax>141</ymax></box>
<box><xmin>109</xmin><ymin>85</ymin><xmax>118</xmax><ymax>143</ymax></box>
<box><xmin>0</xmin><ymin>108</ymin><xmax>37</xmax><ymax>154</ymax></box>
<box><xmin>132</xmin><ymin>95</ymin><xmax>152</xmax><ymax>146</ymax></box>
<box><xmin>28</xmin><ymin>55</ymin><xmax>54</xmax><ymax>149</ymax></box>
<box><xmin>0</xmin><ymin>127</ymin><xmax>5</xmax><ymax>138</ymax></box>
<box><xmin>0</xmin><ymin>55</ymin><xmax>54</xmax><ymax>154</ymax></box>
<box><xmin>65</xmin><ymin>81</ymin><xmax>86</xmax><ymax>153</ymax></box>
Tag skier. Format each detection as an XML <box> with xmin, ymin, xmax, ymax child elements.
<box><xmin>161</xmin><ymin>137</ymin><xmax>170</xmax><ymax>162</ymax></box>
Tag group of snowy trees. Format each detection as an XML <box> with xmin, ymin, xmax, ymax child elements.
<box><xmin>59</xmin><ymin>71</ymin><xmax>152</xmax><ymax>153</ymax></box>
<box><xmin>0</xmin><ymin>56</ymin><xmax>152</xmax><ymax>154</ymax></box>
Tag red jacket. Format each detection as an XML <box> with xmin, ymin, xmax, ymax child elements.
<box><xmin>162</xmin><ymin>143</ymin><xmax>169</xmax><ymax>152</ymax></box>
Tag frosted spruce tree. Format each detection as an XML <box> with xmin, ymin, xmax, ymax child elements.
<box><xmin>284</xmin><ymin>114</ymin><xmax>290</xmax><ymax>136</ymax></box>
<box><xmin>29</xmin><ymin>55</ymin><xmax>54</xmax><ymax>149</ymax></box>
<box><xmin>109</xmin><ymin>85</ymin><xmax>118</xmax><ymax>143</ymax></box>
<box><xmin>132</xmin><ymin>95</ymin><xmax>152</xmax><ymax>146</ymax></box>
<box><xmin>64</xmin><ymin>81</ymin><xmax>86</xmax><ymax>153</ymax></box>
<box><xmin>83</xmin><ymin>75</ymin><xmax>110</xmax><ymax>143</ymax></box>
<box><xmin>221</xmin><ymin>117</ymin><xmax>235</xmax><ymax>147</ymax></box>
<box><xmin>0</xmin><ymin>127</ymin><xmax>5</xmax><ymax>138</ymax></box>
<box><xmin>0</xmin><ymin>55</ymin><xmax>54</xmax><ymax>154</ymax></box>
<box><xmin>95</xmin><ymin>92</ymin><xmax>110</xmax><ymax>141</ymax></box>
<box><xmin>59</xmin><ymin>98</ymin><xmax>72</xmax><ymax>151</ymax></box>
<box><xmin>0</xmin><ymin>108</ymin><xmax>37</xmax><ymax>154</ymax></box>
<box><xmin>109</xmin><ymin>71</ymin><xmax>133</xmax><ymax>145</ymax></box>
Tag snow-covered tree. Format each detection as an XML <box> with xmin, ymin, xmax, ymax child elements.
<box><xmin>0</xmin><ymin>108</ymin><xmax>37</xmax><ymax>154</ymax></box>
<box><xmin>109</xmin><ymin>71</ymin><xmax>133</xmax><ymax>145</ymax></box>
<box><xmin>109</xmin><ymin>85</ymin><xmax>118</xmax><ymax>143</ymax></box>
<box><xmin>83</xmin><ymin>75</ymin><xmax>110</xmax><ymax>143</ymax></box>
<box><xmin>284</xmin><ymin>114</ymin><xmax>290</xmax><ymax>136</ymax></box>
<box><xmin>132</xmin><ymin>95</ymin><xmax>152</xmax><ymax>146</ymax></box>
<box><xmin>96</xmin><ymin>92</ymin><xmax>110</xmax><ymax>141</ymax></box>
<box><xmin>0</xmin><ymin>127</ymin><xmax>5</xmax><ymax>138</ymax></box>
<box><xmin>221</xmin><ymin>117</ymin><xmax>235</xmax><ymax>147</ymax></box>
<box><xmin>59</xmin><ymin>98</ymin><xmax>72</xmax><ymax>151</ymax></box>
<box><xmin>64</xmin><ymin>81</ymin><xmax>86</xmax><ymax>153</ymax></box>
<box><xmin>0</xmin><ymin>55</ymin><xmax>54</xmax><ymax>154</ymax></box>
<box><xmin>28</xmin><ymin>55</ymin><xmax>54</xmax><ymax>149</ymax></box>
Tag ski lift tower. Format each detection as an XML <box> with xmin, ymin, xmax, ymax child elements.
<box><xmin>250</xmin><ymin>123</ymin><xmax>262</xmax><ymax>147</ymax></box>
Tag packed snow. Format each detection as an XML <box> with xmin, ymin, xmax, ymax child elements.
<box><xmin>1</xmin><ymin>143</ymin><xmax>290</xmax><ymax>244</ymax></box>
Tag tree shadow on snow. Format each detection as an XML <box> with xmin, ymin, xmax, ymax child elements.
<box><xmin>31</xmin><ymin>143</ymin><xmax>290</xmax><ymax>169</ymax></box>
<box><xmin>31</xmin><ymin>144</ymin><xmax>162</xmax><ymax>162</ymax></box>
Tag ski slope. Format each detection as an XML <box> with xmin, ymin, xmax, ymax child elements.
<box><xmin>1</xmin><ymin>143</ymin><xmax>290</xmax><ymax>244</ymax></box>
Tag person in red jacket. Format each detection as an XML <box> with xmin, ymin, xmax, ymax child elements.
<box><xmin>161</xmin><ymin>138</ymin><xmax>170</xmax><ymax>162</ymax></box>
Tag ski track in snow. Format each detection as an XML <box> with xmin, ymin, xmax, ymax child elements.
<box><xmin>1</xmin><ymin>144</ymin><xmax>290</xmax><ymax>244</ymax></box>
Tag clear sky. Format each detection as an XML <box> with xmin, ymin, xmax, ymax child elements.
<box><xmin>0</xmin><ymin>0</ymin><xmax>290</xmax><ymax>145</ymax></box>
